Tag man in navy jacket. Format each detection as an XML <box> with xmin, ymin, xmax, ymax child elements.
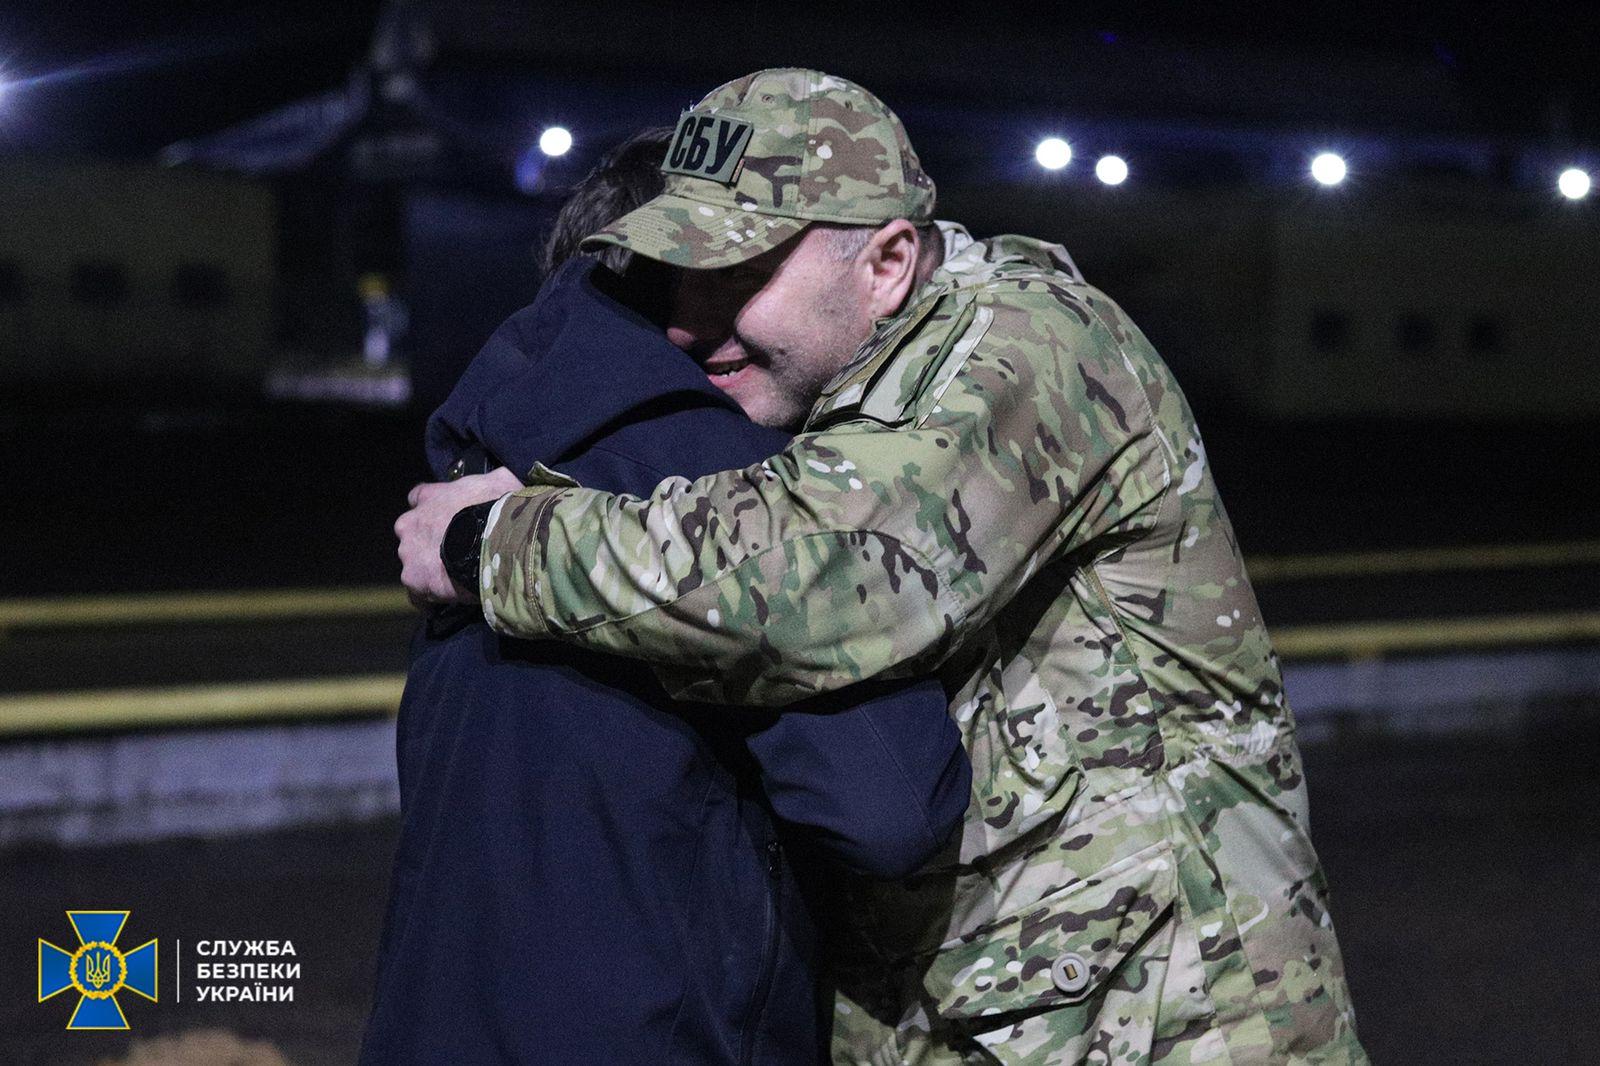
<box><xmin>360</xmin><ymin>135</ymin><xmax>970</xmax><ymax>1065</ymax></box>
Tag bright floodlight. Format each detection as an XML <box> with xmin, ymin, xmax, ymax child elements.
<box><xmin>1035</xmin><ymin>137</ymin><xmax>1072</xmax><ymax>170</ymax></box>
<box><xmin>1095</xmin><ymin>155</ymin><xmax>1128</xmax><ymax>186</ymax></box>
<box><xmin>1558</xmin><ymin>167</ymin><xmax>1591</xmax><ymax>201</ymax></box>
<box><xmin>538</xmin><ymin>126</ymin><xmax>573</xmax><ymax>157</ymax></box>
<box><xmin>1310</xmin><ymin>152</ymin><xmax>1347</xmax><ymax>186</ymax></box>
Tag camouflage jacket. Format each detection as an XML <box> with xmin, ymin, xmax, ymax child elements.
<box><xmin>480</xmin><ymin>231</ymin><xmax>1367</xmax><ymax>1065</ymax></box>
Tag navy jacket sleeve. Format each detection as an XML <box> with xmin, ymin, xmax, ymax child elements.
<box><xmin>745</xmin><ymin>679</ymin><xmax>970</xmax><ymax>880</ymax></box>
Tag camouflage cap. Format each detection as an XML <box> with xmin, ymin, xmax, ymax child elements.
<box><xmin>580</xmin><ymin>68</ymin><xmax>936</xmax><ymax>270</ymax></box>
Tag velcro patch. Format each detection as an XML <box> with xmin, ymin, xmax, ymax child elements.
<box><xmin>661</xmin><ymin>111</ymin><xmax>754</xmax><ymax>184</ymax></box>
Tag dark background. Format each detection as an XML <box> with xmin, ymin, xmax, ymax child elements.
<box><xmin>5</xmin><ymin>2</ymin><xmax>1598</xmax><ymax>153</ymax></box>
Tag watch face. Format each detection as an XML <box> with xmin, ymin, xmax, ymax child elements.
<box><xmin>442</xmin><ymin>503</ymin><xmax>489</xmax><ymax>590</ymax></box>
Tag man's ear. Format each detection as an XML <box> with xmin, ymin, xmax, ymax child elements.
<box><xmin>861</xmin><ymin>219</ymin><xmax>920</xmax><ymax>320</ymax></box>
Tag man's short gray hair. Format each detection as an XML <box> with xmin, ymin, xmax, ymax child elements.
<box><xmin>816</xmin><ymin>222</ymin><xmax>945</xmax><ymax>283</ymax></box>
<box><xmin>818</xmin><ymin>224</ymin><xmax>875</xmax><ymax>262</ymax></box>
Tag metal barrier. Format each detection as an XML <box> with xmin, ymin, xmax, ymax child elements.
<box><xmin>1245</xmin><ymin>539</ymin><xmax>1600</xmax><ymax>583</ymax></box>
<box><xmin>3</xmin><ymin>610</ymin><xmax>1599</xmax><ymax>736</ymax></box>
<box><xmin>1</xmin><ymin>540</ymin><xmax>1597</xmax><ymax>735</ymax></box>
<box><xmin>3</xmin><ymin>540</ymin><xmax>1596</xmax><ymax>633</ymax></box>
<box><xmin>0</xmin><ymin>587</ymin><xmax>410</xmax><ymax>631</ymax></box>
<box><xmin>0</xmin><ymin>675</ymin><xmax>405</xmax><ymax>736</ymax></box>
<box><xmin>1271</xmin><ymin>611</ymin><xmax>1600</xmax><ymax>660</ymax></box>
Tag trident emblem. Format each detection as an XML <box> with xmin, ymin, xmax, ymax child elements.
<box><xmin>38</xmin><ymin>911</ymin><xmax>158</xmax><ymax>1030</ymax></box>
<box><xmin>84</xmin><ymin>948</ymin><xmax>114</xmax><ymax>989</ymax></box>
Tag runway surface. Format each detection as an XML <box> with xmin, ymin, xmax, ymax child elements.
<box><xmin>3</xmin><ymin>723</ymin><xmax>1596</xmax><ymax>1064</ymax></box>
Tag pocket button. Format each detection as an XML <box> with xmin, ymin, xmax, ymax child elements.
<box><xmin>1050</xmin><ymin>953</ymin><xmax>1091</xmax><ymax>998</ymax></box>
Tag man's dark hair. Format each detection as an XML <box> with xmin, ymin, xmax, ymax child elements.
<box><xmin>540</xmin><ymin>127</ymin><xmax>674</xmax><ymax>276</ymax></box>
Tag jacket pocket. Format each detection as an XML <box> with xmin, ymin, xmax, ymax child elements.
<box><xmin>925</xmin><ymin>838</ymin><xmax>1179</xmax><ymax>1023</ymax></box>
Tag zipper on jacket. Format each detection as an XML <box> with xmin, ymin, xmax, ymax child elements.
<box><xmin>740</xmin><ymin>840</ymin><xmax>784</xmax><ymax>1066</ymax></box>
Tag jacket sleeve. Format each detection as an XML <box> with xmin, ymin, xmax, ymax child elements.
<box><xmin>746</xmin><ymin>678</ymin><xmax>971</xmax><ymax>880</ymax></box>
<box><xmin>479</xmin><ymin>287</ymin><xmax>1174</xmax><ymax>706</ymax></box>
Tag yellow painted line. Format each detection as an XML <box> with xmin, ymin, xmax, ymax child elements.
<box><xmin>5</xmin><ymin>611</ymin><xmax>1600</xmax><ymax>736</ymax></box>
<box><xmin>0</xmin><ymin>587</ymin><xmax>412</xmax><ymax>631</ymax></box>
<box><xmin>0</xmin><ymin>674</ymin><xmax>405</xmax><ymax>737</ymax></box>
<box><xmin>1273</xmin><ymin>611</ymin><xmax>1600</xmax><ymax>661</ymax></box>
<box><xmin>0</xmin><ymin>540</ymin><xmax>1595</xmax><ymax>630</ymax></box>
<box><xmin>1248</xmin><ymin>539</ymin><xmax>1600</xmax><ymax>584</ymax></box>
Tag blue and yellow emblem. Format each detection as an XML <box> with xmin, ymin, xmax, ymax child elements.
<box><xmin>38</xmin><ymin>910</ymin><xmax>158</xmax><ymax>1030</ymax></box>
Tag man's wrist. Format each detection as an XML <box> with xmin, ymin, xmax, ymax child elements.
<box><xmin>440</xmin><ymin>500</ymin><xmax>498</xmax><ymax>593</ymax></box>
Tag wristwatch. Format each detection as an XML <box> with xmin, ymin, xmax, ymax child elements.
<box><xmin>440</xmin><ymin>500</ymin><xmax>497</xmax><ymax>594</ymax></box>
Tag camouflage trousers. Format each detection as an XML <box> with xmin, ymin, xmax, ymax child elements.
<box><xmin>832</xmin><ymin>911</ymin><xmax>1370</xmax><ymax>1065</ymax></box>
<box><xmin>829</xmin><ymin>775</ymin><xmax>1370</xmax><ymax>1066</ymax></box>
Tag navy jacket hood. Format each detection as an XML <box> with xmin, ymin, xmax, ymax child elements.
<box><xmin>426</xmin><ymin>258</ymin><xmax>756</xmax><ymax>481</ymax></box>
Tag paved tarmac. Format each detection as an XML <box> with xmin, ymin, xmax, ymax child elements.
<box><xmin>2</xmin><ymin>721</ymin><xmax>1597</xmax><ymax>1064</ymax></box>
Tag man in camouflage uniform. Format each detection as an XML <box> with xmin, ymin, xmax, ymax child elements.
<box><xmin>397</xmin><ymin>69</ymin><xmax>1367</xmax><ymax>1065</ymax></box>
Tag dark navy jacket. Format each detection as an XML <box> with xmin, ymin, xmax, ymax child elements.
<box><xmin>359</xmin><ymin>260</ymin><xmax>971</xmax><ymax>1066</ymax></box>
